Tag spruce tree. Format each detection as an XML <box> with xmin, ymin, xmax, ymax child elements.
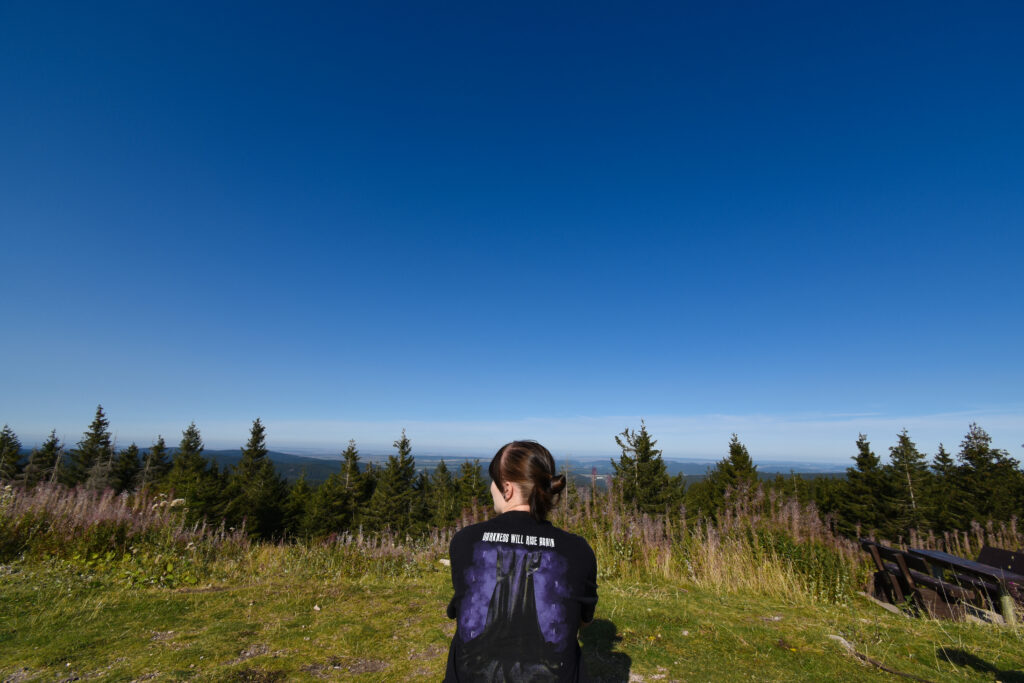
<box><xmin>224</xmin><ymin>418</ymin><xmax>286</xmax><ymax>539</ymax></box>
<box><xmin>341</xmin><ymin>439</ymin><xmax>361</xmax><ymax>491</ymax></box>
<box><xmin>835</xmin><ymin>434</ymin><xmax>888</xmax><ymax>537</ymax></box>
<box><xmin>283</xmin><ymin>472</ymin><xmax>313</xmax><ymax>538</ymax></box>
<box><xmin>84</xmin><ymin>442</ymin><xmax>116</xmax><ymax>492</ymax></box>
<box><xmin>111</xmin><ymin>443</ymin><xmax>141</xmax><ymax>494</ymax></box>
<box><xmin>20</xmin><ymin>430</ymin><xmax>61</xmax><ymax>488</ymax></box>
<box><xmin>304</xmin><ymin>472</ymin><xmax>350</xmax><ymax>538</ymax></box>
<box><xmin>0</xmin><ymin>425</ymin><xmax>22</xmax><ymax>481</ymax></box>
<box><xmin>429</xmin><ymin>459</ymin><xmax>458</xmax><ymax>527</ymax></box>
<box><xmin>65</xmin><ymin>405</ymin><xmax>113</xmax><ymax>486</ymax></box>
<box><xmin>409</xmin><ymin>470</ymin><xmax>432</xmax><ymax>535</ymax></box>
<box><xmin>716</xmin><ymin>434</ymin><xmax>759</xmax><ymax>493</ymax></box>
<box><xmin>365</xmin><ymin>430</ymin><xmax>416</xmax><ymax>534</ymax></box>
<box><xmin>137</xmin><ymin>436</ymin><xmax>172</xmax><ymax>491</ymax></box>
<box><xmin>928</xmin><ymin>444</ymin><xmax>962</xmax><ymax>531</ymax></box>
<box><xmin>955</xmin><ymin>423</ymin><xmax>1022</xmax><ymax>523</ymax></box>
<box><xmin>884</xmin><ymin>429</ymin><xmax>931</xmax><ymax>538</ymax></box>
<box><xmin>338</xmin><ymin>439</ymin><xmax>373</xmax><ymax>527</ymax></box>
<box><xmin>164</xmin><ymin>422</ymin><xmax>221</xmax><ymax>525</ymax></box>
<box><xmin>687</xmin><ymin>434</ymin><xmax>757</xmax><ymax>518</ymax></box>
<box><xmin>454</xmin><ymin>459</ymin><xmax>490</xmax><ymax>516</ymax></box>
<box><xmin>611</xmin><ymin>421</ymin><xmax>682</xmax><ymax>514</ymax></box>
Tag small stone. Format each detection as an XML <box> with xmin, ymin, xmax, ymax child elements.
<box><xmin>313</xmin><ymin>604</ymin><xmax>321</xmax><ymax>611</ymax></box>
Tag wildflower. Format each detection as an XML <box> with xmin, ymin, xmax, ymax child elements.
<box><xmin>169</xmin><ymin>499</ymin><xmax>185</xmax><ymax>508</ymax></box>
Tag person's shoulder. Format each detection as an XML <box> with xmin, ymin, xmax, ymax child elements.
<box><xmin>449</xmin><ymin>518</ymin><xmax>495</xmax><ymax>548</ymax></box>
<box><xmin>548</xmin><ymin>524</ymin><xmax>595</xmax><ymax>558</ymax></box>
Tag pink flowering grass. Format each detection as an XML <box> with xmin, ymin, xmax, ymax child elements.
<box><xmin>0</xmin><ymin>483</ymin><xmax>248</xmax><ymax>566</ymax></box>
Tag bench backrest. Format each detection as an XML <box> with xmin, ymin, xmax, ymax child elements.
<box><xmin>977</xmin><ymin>546</ymin><xmax>1024</xmax><ymax>574</ymax></box>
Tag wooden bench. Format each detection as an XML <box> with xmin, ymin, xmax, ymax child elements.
<box><xmin>910</xmin><ymin>546</ymin><xmax>1024</xmax><ymax>624</ymax></box>
<box><xmin>977</xmin><ymin>545</ymin><xmax>1024</xmax><ymax>574</ymax></box>
<box><xmin>962</xmin><ymin>547</ymin><xmax>1024</xmax><ymax>609</ymax></box>
<box><xmin>860</xmin><ymin>538</ymin><xmax>975</xmax><ymax>619</ymax></box>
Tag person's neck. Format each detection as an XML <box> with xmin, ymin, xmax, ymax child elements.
<box><xmin>505</xmin><ymin>503</ymin><xmax>530</xmax><ymax>513</ymax></box>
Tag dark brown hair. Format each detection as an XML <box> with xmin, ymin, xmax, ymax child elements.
<box><xmin>489</xmin><ymin>440</ymin><xmax>567</xmax><ymax>522</ymax></box>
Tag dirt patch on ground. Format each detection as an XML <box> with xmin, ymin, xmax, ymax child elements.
<box><xmin>2</xmin><ymin>666</ymin><xmax>33</xmax><ymax>682</ymax></box>
<box><xmin>408</xmin><ymin>643</ymin><xmax>446</xmax><ymax>661</ymax></box>
<box><xmin>223</xmin><ymin>668</ymin><xmax>287</xmax><ymax>682</ymax></box>
<box><xmin>229</xmin><ymin>644</ymin><xmax>270</xmax><ymax>665</ymax></box>
<box><xmin>301</xmin><ymin>656</ymin><xmax>390</xmax><ymax>677</ymax></box>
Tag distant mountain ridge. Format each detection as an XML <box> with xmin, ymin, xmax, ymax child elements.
<box><xmin>13</xmin><ymin>448</ymin><xmax>848</xmax><ymax>486</ymax></box>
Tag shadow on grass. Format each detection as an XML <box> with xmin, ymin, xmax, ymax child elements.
<box><xmin>581</xmin><ymin>618</ymin><xmax>631</xmax><ymax>683</ymax></box>
<box><xmin>938</xmin><ymin>647</ymin><xmax>1024</xmax><ymax>683</ymax></box>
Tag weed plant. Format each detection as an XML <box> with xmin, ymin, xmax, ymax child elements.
<box><xmin>1</xmin><ymin>478</ymin><xmax>993</xmax><ymax>606</ymax></box>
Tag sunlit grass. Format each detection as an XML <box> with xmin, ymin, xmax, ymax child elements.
<box><xmin>3</xmin><ymin>483</ymin><xmax>1023</xmax><ymax>680</ymax></box>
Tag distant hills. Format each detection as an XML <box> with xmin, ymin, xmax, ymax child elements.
<box><xmin>15</xmin><ymin>447</ymin><xmax>848</xmax><ymax>486</ymax></box>
<box><xmin>205</xmin><ymin>450</ymin><xmax>847</xmax><ymax>485</ymax></box>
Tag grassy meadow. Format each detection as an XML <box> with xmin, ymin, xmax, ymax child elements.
<box><xmin>2</xmin><ymin>484</ymin><xmax>1023</xmax><ymax>681</ymax></box>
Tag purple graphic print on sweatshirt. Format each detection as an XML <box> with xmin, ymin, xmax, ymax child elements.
<box><xmin>458</xmin><ymin>541</ymin><xmax>573</xmax><ymax>650</ymax></box>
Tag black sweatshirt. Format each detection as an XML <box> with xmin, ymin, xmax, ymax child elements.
<box><xmin>444</xmin><ymin>511</ymin><xmax>598</xmax><ymax>682</ymax></box>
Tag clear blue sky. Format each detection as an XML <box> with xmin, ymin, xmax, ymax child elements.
<box><xmin>2</xmin><ymin>2</ymin><xmax>1022</xmax><ymax>462</ymax></box>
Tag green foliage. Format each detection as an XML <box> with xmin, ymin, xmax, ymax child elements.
<box><xmin>64</xmin><ymin>405</ymin><xmax>113</xmax><ymax>487</ymax></box>
<box><xmin>953</xmin><ymin>423</ymin><xmax>1022</xmax><ymax>524</ymax></box>
<box><xmin>428</xmin><ymin>459</ymin><xmax>458</xmax><ymax>527</ymax></box>
<box><xmin>611</xmin><ymin>421</ymin><xmax>683</xmax><ymax>514</ymax></box>
<box><xmin>927</xmin><ymin>444</ymin><xmax>960</xmax><ymax>532</ymax></box>
<box><xmin>111</xmin><ymin>444</ymin><xmax>141</xmax><ymax>494</ymax></box>
<box><xmin>283</xmin><ymin>472</ymin><xmax>313</xmax><ymax>537</ymax></box>
<box><xmin>137</xmin><ymin>435</ymin><xmax>171</xmax><ymax>491</ymax></box>
<box><xmin>0</xmin><ymin>425</ymin><xmax>22</xmax><ymax>481</ymax></box>
<box><xmin>365</xmin><ymin>430</ymin><xmax>417</xmax><ymax>534</ymax></box>
<box><xmin>818</xmin><ymin>425</ymin><xmax>1024</xmax><ymax>542</ymax></box>
<box><xmin>164</xmin><ymin>422</ymin><xmax>225</xmax><ymax>526</ymax></box>
<box><xmin>833</xmin><ymin>434</ymin><xmax>887</xmax><ymax>537</ymax></box>
<box><xmin>751</xmin><ymin>530</ymin><xmax>860</xmax><ymax>604</ymax></box>
<box><xmin>224</xmin><ymin>418</ymin><xmax>287</xmax><ymax>539</ymax></box>
<box><xmin>19</xmin><ymin>430</ymin><xmax>62</xmax><ymax>488</ymax></box>
<box><xmin>686</xmin><ymin>434</ymin><xmax>757</xmax><ymax>520</ymax></box>
<box><xmin>453</xmin><ymin>459</ymin><xmax>489</xmax><ymax>517</ymax></box>
<box><xmin>339</xmin><ymin>439</ymin><xmax>373</xmax><ymax>525</ymax></box>
<box><xmin>409</xmin><ymin>471</ymin><xmax>432</xmax><ymax>535</ymax></box>
<box><xmin>882</xmin><ymin>429</ymin><xmax>931</xmax><ymax>538</ymax></box>
<box><xmin>302</xmin><ymin>442</ymin><xmax>373</xmax><ymax>539</ymax></box>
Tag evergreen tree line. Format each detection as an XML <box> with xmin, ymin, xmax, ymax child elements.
<box><xmin>3</xmin><ymin>408</ymin><xmax>1021</xmax><ymax>544</ymax></box>
<box><xmin>605</xmin><ymin>420</ymin><xmax>1024</xmax><ymax>543</ymax></box>
<box><xmin>0</xmin><ymin>406</ymin><xmax>489</xmax><ymax>540</ymax></box>
<box><xmin>605</xmin><ymin>421</ymin><xmax>762</xmax><ymax>519</ymax></box>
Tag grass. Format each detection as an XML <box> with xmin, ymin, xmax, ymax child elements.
<box><xmin>2</xmin><ymin>552</ymin><xmax>1023</xmax><ymax>682</ymax></box>
<box><xmin>3</xmin><ymin>484</ymin><xmax>1023</xmax><ymax>681</ymax></box>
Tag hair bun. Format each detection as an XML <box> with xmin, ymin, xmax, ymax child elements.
<box><xmin>548</xmin><ymin>473</ymin><xmax>567</xmax><ymax>494</ymax></box>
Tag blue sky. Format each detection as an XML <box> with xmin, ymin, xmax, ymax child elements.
<box><xmin>2</xmin><ymin>2</ymin><xmax>1022</xmax><ymax>462</ymax></box>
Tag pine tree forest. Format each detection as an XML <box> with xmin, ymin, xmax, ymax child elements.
<box><xmin>1</xmin><ymin>406</ymin><xmax>1022</xmax><ymax>545</ymax></box>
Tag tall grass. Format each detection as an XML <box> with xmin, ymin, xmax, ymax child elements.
<box><xmin>0</xmin><ymin>483</ymin><xmax>250</xmax><ymax>586</ymax></box>
<box><xmin>2</xmin><ymin>480</ymin><xmax>866</xmax><ymax>603</ymax></box>
<box><xmin>551</xmin><ymin>482</ymin><xmax>865</xmax><ymax>604</ymax></box>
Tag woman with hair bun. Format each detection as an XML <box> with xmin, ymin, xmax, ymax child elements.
<box><xmin>444</xmin><ymin>441</ymin><xmax>598</xmax><ymax>682</ymax></box>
